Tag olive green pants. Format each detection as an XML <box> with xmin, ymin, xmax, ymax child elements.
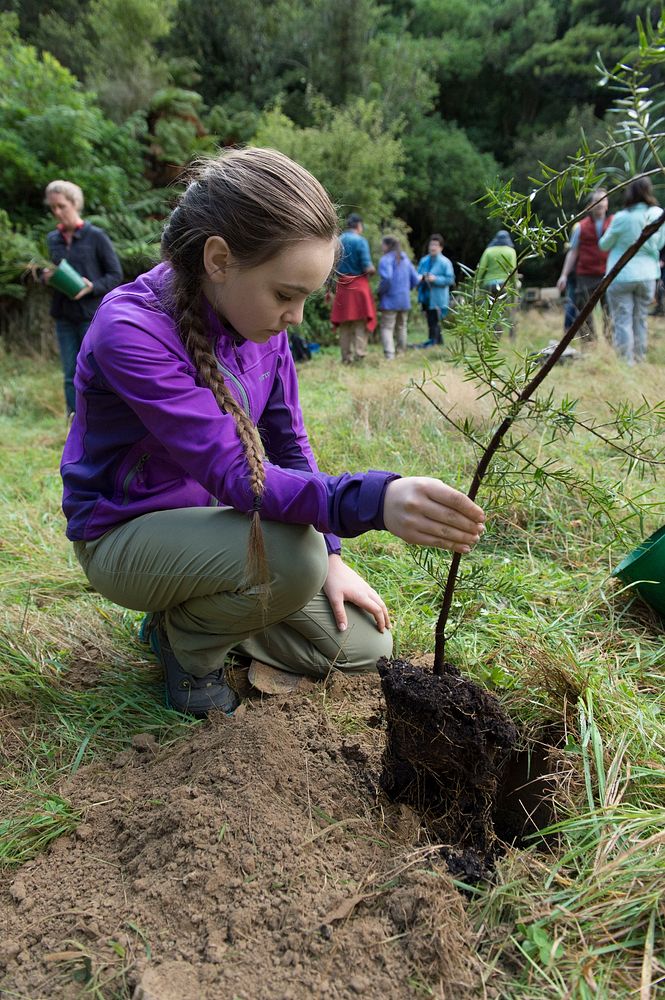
<box><xmin>73</xmin><ymin>507</ymin><xmax>392</xmax><ymax>679</ymax></box>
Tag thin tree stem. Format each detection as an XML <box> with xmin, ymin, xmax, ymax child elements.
<box><xmin>433</xmin><ymin>209</ymin><xmax>665</xmax><ymax>674</ymax></box>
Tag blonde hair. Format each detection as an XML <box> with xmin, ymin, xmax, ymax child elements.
<box><xmin>162</xmin><ymin>147</ymin><xmax>339</xmax><ymax>591</ymax></box>
<box><xmin>44</xmin><ymin>180</ymin><xmax>84</xmax><ymax>211</ymax></box>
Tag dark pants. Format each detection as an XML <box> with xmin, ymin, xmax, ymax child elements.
<box><xmin>574</xmin><ymin>275</ymin><xmax>610</xmax><ymax>342</ymax></box>
<box><xmin>564</xmin><ymin>274</ymin><xmax>578</xmax><ymax>333</ymax></box>
<box><xmin>55</xmin><ymin>319</ymin><xmax>90</xmax><ymax>414</ymax></box>
<box><xmin>425</xmin><ymin>308</ymin><xmax>442</xmax><ymax>345</ymax></box>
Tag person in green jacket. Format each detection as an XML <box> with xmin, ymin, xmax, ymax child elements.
<box><xmin>476</xmin><ymin>230</ymin><xmax>518</xmax><ymax>337</ymax></box>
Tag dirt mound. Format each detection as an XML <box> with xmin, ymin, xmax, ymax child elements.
<box><xmin>0</xmin><ymin>677</ymin><xmax>482</xmax><ymax>999</ymax></box>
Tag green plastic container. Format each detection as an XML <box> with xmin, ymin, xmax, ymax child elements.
<box><xmin>48</xmin><ymin>259</ymin><xmax>87</xmax><ymax>298</ymax></box>
<box><xmin>612</xmin><ymin>524</ymin><xmax>665</xmax><ymax>617</ymax></box>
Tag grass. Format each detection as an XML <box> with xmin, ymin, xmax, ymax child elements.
<box><xmin>1</xmin><ymin>307</ymin><xmax>665</xmax><ymax>997</ymax></box>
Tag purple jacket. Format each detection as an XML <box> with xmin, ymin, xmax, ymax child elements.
<box><xmin>61</xmin><ymin>263</ymin><xmax>399</xmax><ymax>548</ymax></box>
<box><xmin>377</xmin><ymin>252</ymin><xmax>420</xmax><ymax>311</ymax></box>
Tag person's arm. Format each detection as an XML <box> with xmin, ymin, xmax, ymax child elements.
<box><xmin>598</xmin><ymin>215</ymin><xmax>619</xmax><ymax>252</ymax></box>
<box><xmin>89</xmin><ymin>230</ymin><xmax>123</xmax><ymax>297</ymax></box>
<box><xmin>359</xmin><ymin>237</ymin><xmax>376</xmax><ymax>276</ymax></box>
<box><xmin>409</xmin><ymin>261</ymin><xmax>420</xmax><ymax>289</ymax></box>
<box><xmin>648</xmin><ymin>206</ymin><xmax>665</xmax><ymax>250</ymax></box>
<box><xmin>556</xmin><ymin>246</ymin><xmax>578</xmax><ymax>292</ymax></box>
<box><xmin>430</xmin><ymin>258</ymin><xmax>454</xmax><ymax>287</ymax></box>
<box><xmin>556</xmin><ymin>225</ymin><xmax>581</xmax><ymax>291</ymax></box>
<box><xmin>377</xmin><ymin>255</ymin><xmax>393</xmax><ymax>298</ymax></box>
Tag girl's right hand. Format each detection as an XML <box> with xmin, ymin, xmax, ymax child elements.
<box><xmin>383</xmin><ymin>477</ymin><xmax>485</xmax><ymax>553</ymax></box>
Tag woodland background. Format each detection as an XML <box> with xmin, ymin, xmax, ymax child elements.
<box><xmin>0</xmin><ymin>0</ymin><xmax>660</xmax><ymax>304</ymax></box>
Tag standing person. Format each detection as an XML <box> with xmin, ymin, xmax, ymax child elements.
<box><xmin>331</xmin><ymin>213</ymin><xmax>377</xmax><ymax>364</ymax></box>
<box><xmin>556</xmin><ymin>189</ymin><xmax>612</xmax><ymax>342</ymax></box>
<box><xmin>651</xmin><ymin>245</ymin><xmax>665</xmax><ymax>315</ymax></box>
<box><xmin>562</xmin><ymin>222</ymin><xmax>580</xmax><ymax>333</ymax></box>
<box><xmin>43</xmin><ymin>180</ymin><xmax>123</xmax><ymax>416</ymax></box>
<box><xmin>416</xmin><ymin>234</ymin><xmax>455</xmax><ymax>347</ymax></box>
<box><xmin>377</xmin><ymin>235</ymin><xmax>420</xmax><ymax>359</ymax></box>
<box><xmin>60</xmin><ymin>148</ymin><xmax>486</xmax><ymax>718</ymax></box>
<box><xmin>599</xmin><ymin>176</ymin><xmax>665</xmax><ymax>365</ymax></box>
<box><xmin>475</xmin><ymin>230</ymin><xmax>518</xmax><ymax>337</ymax></box>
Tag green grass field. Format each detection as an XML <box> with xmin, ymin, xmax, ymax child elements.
<box><xmin>1</xmin><ymin>307</ymin><xmax>664</xmax><ymax>997</ymax></box>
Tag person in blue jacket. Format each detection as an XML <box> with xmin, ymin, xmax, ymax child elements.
<box><xmin>416</xmin><ymin>234</ymin><xmax>455</xmax><ymax>347</ymax></box>
<box><xmin>377</xmin><ymin>235</ymin><xmax>420</xmax><ymax>359</ymax></box>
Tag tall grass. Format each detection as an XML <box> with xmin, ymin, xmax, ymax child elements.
<box><xmin>1</xmin><ymin>311</ymin><xmax>664</xmax><ymax>996</ymax></box>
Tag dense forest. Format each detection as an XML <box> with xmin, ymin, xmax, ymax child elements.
<box><xmin>0</xmin><ymin>0</ymin><xmax>657</xmax><ymax>299</ymax></box>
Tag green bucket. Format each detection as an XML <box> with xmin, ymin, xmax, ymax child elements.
<box><xmin>612</xmin><ymin>524</ymin><xmax>665</xmax><ymax>617</ymax></box>
<box><xmin>48</xmin><ymin>259</ymin><xmax>87</xmax><ymax>298</ymax></box>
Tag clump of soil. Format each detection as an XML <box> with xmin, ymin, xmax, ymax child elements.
<box><xmin>378</xmin><ymin>658</ymin><xmax>547</xmax><ymax>881</ymax></box>
<box><xmin>0</xmin><ymin>677</ymin><xmax>484</xmax><ymax>1000</ymax></box>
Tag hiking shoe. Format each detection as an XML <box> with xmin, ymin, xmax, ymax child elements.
<box><xmin>146</xmin><ymin>612</ymin><xmax>240</xmax><ymax>718</ymax></box>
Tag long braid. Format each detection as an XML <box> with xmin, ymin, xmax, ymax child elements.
<box><xmin>160</xmin><ymin>147</ymin><xmax>340</xmax><ymax>601</ymax></box>
<box><xmin>172</xmin><ymin>271</ymin><xmax>270</xmax><ymax>595</ymax></box>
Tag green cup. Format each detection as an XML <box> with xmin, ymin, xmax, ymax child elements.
<box><xmin>48</xmin><ymin>259</ymin><xmax>87</xmax><ymax>298</ymax></box>
<box><xmin>612</xmin><ymin>524</ymin><xmax>665</xmax><ymax>617</ymax></box>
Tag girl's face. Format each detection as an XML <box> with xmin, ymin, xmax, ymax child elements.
<box><xmin>204</xmin><ymin>237</ymin><xmax>336</xmax><ymax>344</ymax></box>
<box><xmin>47</xmin><ymin>193</ymin><xmax>81</xmax><ymax>231</ymax></box>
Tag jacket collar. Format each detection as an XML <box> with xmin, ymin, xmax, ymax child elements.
<box><xmin>56</xmin><ymin>220</ymin><xmax>88</xmax><ymax>240</ymax></box>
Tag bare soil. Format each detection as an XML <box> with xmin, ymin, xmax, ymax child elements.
<box><xmin>0</xmin><ymin>674</ymin><xmax>488</xmax><ymax>1000</ymax></box>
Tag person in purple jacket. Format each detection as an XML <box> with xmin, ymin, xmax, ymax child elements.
<box><xmin>377</xmin><ymin>235</ymin><xmax>421</xmax><ymax>359</ymax></box>
<box><xmin>61</xmin><ymin>147</ymin><xmax>485</xmax><ymax>717</ymax></box>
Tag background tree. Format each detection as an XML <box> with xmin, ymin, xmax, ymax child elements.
<box><xmin>253</xmin><ymin>97</ymin><xmax>406</xmax><ymax>221</ymax></box>
<box><xmin>399</xmin><ymin>115</ymin><xmax>499</xmax><ymax>265</ymax></box>
<box><xmin>0</xmin><ymin>13</ymin><xmax>145</xmax><ymax>224</ymax></box>
<box><xmin>0</xmin><ymin>0</ymin><xmax>654</xmax><ymax>296</ymax></box>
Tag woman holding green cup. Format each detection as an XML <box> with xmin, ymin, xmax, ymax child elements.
<box><xmin>43</xmin><ymin>180</ymin><xmax>123</xmax><ymax>416</ymax></box>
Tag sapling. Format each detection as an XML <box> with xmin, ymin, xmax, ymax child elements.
<box><xmin>378</xmin><ymin>22</ymin><xmax>665</xmax><ymax>876</ymax></box>
<box><xmin>429</xmin><ymin>210</ymin><xmax>665</xmax><ymax>672</ymax></box>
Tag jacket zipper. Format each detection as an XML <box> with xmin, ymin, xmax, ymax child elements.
<box><xmin>122</xmin><ymin>452</ymin><xmax>150</xmax><ymax>505</ymax></box>
<box><xmin>217</xmin><ymin>360</ymin><xmax>251</xmax><ymax>418</ymax></box>
<box><xmin>232</xmin><ymin>342</ymin><xmax>245</xmax><ymax>374</ymax></box>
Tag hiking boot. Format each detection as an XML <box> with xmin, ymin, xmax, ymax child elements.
<box><xmin>142</xmin><ymin>612</ymin><xmax>239</xmax><ymax>717</ymax></box>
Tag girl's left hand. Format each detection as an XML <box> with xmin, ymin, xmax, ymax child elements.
<box><xmin>324</xmin><ymin>554</ymin><xmax>391</xmax><ymax>633</ymax></box>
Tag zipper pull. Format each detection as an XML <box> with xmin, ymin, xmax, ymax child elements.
<box><xmin>233</xmin><ymin>342</ymin><xmax>244</xmax><ymax>373</ymax></box>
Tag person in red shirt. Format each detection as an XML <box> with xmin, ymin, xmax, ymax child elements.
<box><xmin>556</xmin><ymin>189</ymin><xmax>612</xmax><ymax>341</ymax></box>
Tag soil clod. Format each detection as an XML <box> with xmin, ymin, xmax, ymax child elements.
<box><xmin>378</xmin><ymin>657</ymin><xmax>552</xmax><ymax>879</ymax></box>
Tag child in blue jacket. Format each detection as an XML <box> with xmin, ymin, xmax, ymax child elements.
<box><xmin>417</xmin><ymin>233</ymin><xmax>455</xmax><ymax>346</ymax></box>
